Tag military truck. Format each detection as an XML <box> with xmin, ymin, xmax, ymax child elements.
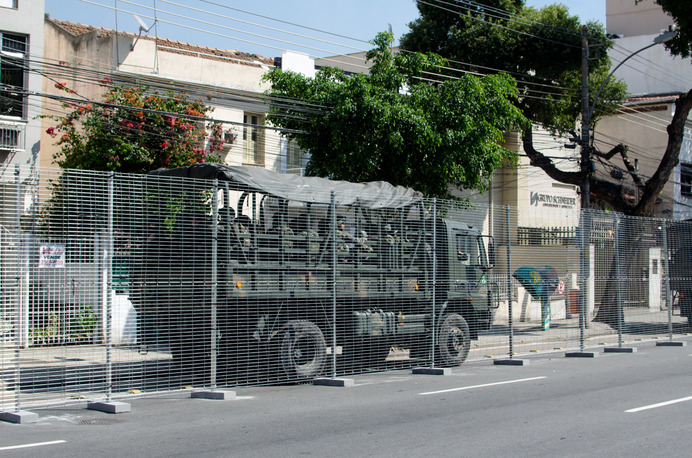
<box><xmin>134</xmin><ymin>164</ymin><xmax>498</xmax><ymax>383</ymax></box>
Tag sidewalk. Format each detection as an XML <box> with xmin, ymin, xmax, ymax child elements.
<box><xmin>2</xmin><ymin>309</ymin><xmax>688</xmax><ymax>370</ymax></box>
<box><xmin>473</xmin><ymin>308</ymin><xmax>690</xmax><ymax>358</ymax></box>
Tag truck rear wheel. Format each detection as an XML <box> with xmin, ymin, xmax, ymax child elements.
<box><xmin>280</xmin><ymin>320</ymin><xmax>326</xmax><ymax>380</ymax></box>
<box><xmin>437</xmin><ymin>313</ymin><xmax>470</xmax><ymax>367</ymax></box>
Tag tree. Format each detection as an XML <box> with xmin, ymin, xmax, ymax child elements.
<box><xmin>401</xmin><ymin>1</ymin><xmax>688</xmax><ymax>215</ymax></box>
<box><xmin>44</xmin><ymin>80</ymin><xmax>224</xmax><ymax>173</ymax></box>
<box><xmin>262</xmin><ymin>32</ymin><xmax>527</xmax><ymax>198</ymax></box>
<box><xmin>402</xmin><ymin>1</ymin><xmax>692</xmax><ymax>326</ymax></box>
<box><xmin>625</xmin><ymin>1</ymin><xmax>692</xmax><ymax>216</ymax></box>
<box><xmin>649</xmin><ymin>1</ymin><xmax>692</xmax><ymax>58</ymax></box>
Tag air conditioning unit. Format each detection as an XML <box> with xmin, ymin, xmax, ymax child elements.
<box><xmin>0</xmin><ymin>121</ymin><xmax>25</xmax><ymax>151</ymax></box>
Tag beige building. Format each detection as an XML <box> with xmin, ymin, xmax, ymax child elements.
<box><xmin>40</xmin><ymin>16</ymin><xmax>307</xmax><ymax>175</ymax></box>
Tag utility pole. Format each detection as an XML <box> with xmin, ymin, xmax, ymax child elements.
<box><xmin>578</xmin><ymin>25</ymin><xmax>591</xmax><ymax>338</ymax></box>
<box><xmin>580</xmin><ymin>25</ymin><xmax>591</xmax><ymax>209</ymax></box>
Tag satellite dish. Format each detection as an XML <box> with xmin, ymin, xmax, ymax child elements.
<box><xmin>131</xmin><ymin>14</ymin><xmax>156</xmax><ymax>50</ymax></box>
<box><xmin>133</xmin><ymin>14</ymin><xmax>154</xmax><ymax>33</ymax></box>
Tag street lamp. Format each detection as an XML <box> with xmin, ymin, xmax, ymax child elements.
<box><xmin>580</xmin><ymin>28</ymin><xmax>677</xmax><ymax>209</ymax></box>
<box><xmin>589</xmin><ymin>30</ymin><xmax>677</xmax><ymax>125</ymax></box>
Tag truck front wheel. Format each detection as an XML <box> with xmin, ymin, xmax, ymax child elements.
<box><xmin>437</xmin><ymin>313</ymin><xmax>470</xmax><ymax>367</ymax></box>
<box><xmin>280</xmin><ymin>320</ymin><xmax>326</xmax><ymax>380</ymax></box>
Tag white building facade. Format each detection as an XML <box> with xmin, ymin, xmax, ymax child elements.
<box><xmin>0</xmin><ymin>0</ymin><xmax>44</xmax><ymax>169</ymax></box>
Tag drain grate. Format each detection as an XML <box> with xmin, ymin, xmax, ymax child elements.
<box><xmin>78</xmin><ymin>418</ymin><xmax>122</xmax><ymax>426</ymax></box>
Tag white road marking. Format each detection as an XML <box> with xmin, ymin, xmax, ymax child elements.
<box><xmin>626</xmin><ymin>395</ymin><xmax>692</xmax><ymax>413</ymax></box>
<box><xmin>419</xmin><ymin>376</ymin><xmax>547</xmax><ymax>395</ymax></box>
<box><xmin>0</xmin><ymin>440</ymin><xmax>66</xmax><ymax>451</ymax></box>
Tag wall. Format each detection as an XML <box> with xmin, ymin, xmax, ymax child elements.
<box><xmin>607</xmin><ymin>34</ymin><xmax>690</xmax><ymax>96</ymax></box>
<box><xmin>606</xmin><ymin>0</ymin><xmax>673</xmax><ymax>37</ymax></box>
<box><xmin>0</xmin><ymin>0</ymin><xmax>45</xmax><ymax>170</ymax></box>
<box><xmin>40</xmin><ymin>19</ymin><xmax>113</xmax><ymax>172</ymax></box>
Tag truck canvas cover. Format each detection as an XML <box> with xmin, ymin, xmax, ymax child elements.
<box><xmin>148</xmin><ymin>163</ymin><xmax>423</xmax><ymax>209</ymax></box>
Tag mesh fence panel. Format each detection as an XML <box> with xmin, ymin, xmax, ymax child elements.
<box><xmin>1</xmin><ymin>166</ymin><xmax>690</xmax><ymax>413</ymax></box>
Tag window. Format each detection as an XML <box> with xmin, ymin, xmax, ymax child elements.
<box><xmin>456</xmin><ymin>233</ymin><xmax>479</xmax><ymax>265</ymax></box>
<box><xmin>681</xmin><ymin>163</ymin><xmax>692</xmax><ymax>198</ymax></box>
<box><xmin>286</xmin><ymin>138</ymin><xmax>303</xmax><ymax>175</ymax></box>
<box><xmin>0</xmin><ymin>0</ymin><xmax>18</xmax><ymax>9</ymax></box>
<box><xmin>0</xmin><ymin>32</ymin><xmax>27</xmax><ymax>119</ymax></box>
<box><xmin>243</xmin><ymin>113</ymin><xmax>264</xmax><ymax>166</ymax></box>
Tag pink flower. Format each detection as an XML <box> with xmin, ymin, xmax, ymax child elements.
<box><xmin>46</xmin><ymin>127</ymin><xmax>55</xmax><ymax>136</ymax></box>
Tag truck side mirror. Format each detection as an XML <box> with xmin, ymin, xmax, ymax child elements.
<box><xmin>488</xmin><ymin>242</ymin><xmax>496</xmax><ymax>268</ymax></box>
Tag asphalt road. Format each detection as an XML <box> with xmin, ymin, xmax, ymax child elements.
<box><xmin>1</xmin><ymin>339</ymin><xmax>690</xmax><ymax>457</ymax></box>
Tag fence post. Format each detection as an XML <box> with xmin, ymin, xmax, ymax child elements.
<box><xmin>330</xmin><ymin>191</ymin><xmax>337</xmax><ymax>377</ymax></box>
<box><xmin>661</xmin><ymin>220</ymin><xmax>673</xmax><ymax>341</ymax></box>
<box><xmin>105</xmin><ymin>172</ymin><xmax>114</xmax><ymax>402</ymax></box>
<box><xmin>0</xmin><ymin>166</ymin><xmax>39</xmax><ymax>423</ymax></box>
<box><xmin>87</xmin><ymin>173</ymin><xmax>131</xmax><ymax>413</ymax></box>
<box><xmin>614</xmin><ymin>214</ymin><xmax>623</xmax><ymax>347</ymax></box>
<box><xmin>578</xmin><ymin>210</ymin><xmax>587</xmax><ymax>351</ymax></box>
<box><xmin>496</xmin><ymin>205</ymin><xmax>527</xmax><ymax>365</ymax></box>
<box><xmin>13</xmin><ymin>164</ymin><xmax>23</xmax><ymax>409</ymax></box>
<box><xmin>506</xmin><ymin>205</ymin><xmax>514</xmax><ymax>358</ymax></box>
<box><xmin>210</xmin><ymin>179</ymin><xmax>219</xmax><ymax>388</ymax></box>
<box><xmin>431</xmin><ymin>198</ymin><xmax>437</xmax><ymax>368</ymax></box>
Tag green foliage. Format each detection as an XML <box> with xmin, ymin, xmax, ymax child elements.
<box><xmin>29</xmin><ymin>313</ymin><xmax>59</xmax><ymax>345</ymax></box>
<box><xmin>400</xmin><ymin>0</ymin><xmax>628</xmax><ymax>132</ymax></box>
<box><xmin>29</xmin><ymin>306</ymin><xmax>97</xmax><ymax>345</ymax></box>
<box><xmin>264</xmin><ymin>32</ymin><xmax>527</xmax><ymax>198</ymax></box>
<box><xmin>43</xmin><ymin>80</ymin><xmax>224</xmax><ymax>173</ymax></box>
<box><xmin>68</xmin><ymin>305</ymin><xmax>97</xmax><ymax>342</ymax></box>
<box><xmin>650</xmin><ymin>0</ymin><xmax>692</xmax><ymax>58</ymax></box>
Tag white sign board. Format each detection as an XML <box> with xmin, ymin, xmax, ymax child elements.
<box><xmin>39</xmin><ymin>245</ymin><xmax>66</xmax><ymax>268</ymax></box>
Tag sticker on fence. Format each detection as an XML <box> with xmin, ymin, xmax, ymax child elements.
<box><xmin>39</xmin><ymin>244</ymin><xmax>66</xmax><ymax>268</ymax></box>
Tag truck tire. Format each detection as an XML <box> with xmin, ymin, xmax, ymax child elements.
<box><xmin>437</xmin><ymin>313</ymin><xmax>470</xmax><ymax>367</ymax></box>
<box><xmin>280</xmin><ymin>320</ymin><xmax>326</xmax><ymax>380</ymax></box>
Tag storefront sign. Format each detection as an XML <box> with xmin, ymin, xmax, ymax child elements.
<box><xmin>530</xmin><ymin>192</ymin><xmax>577</xmax><ymax>209</ymax></box>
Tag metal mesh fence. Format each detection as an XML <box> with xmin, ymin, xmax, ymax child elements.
<box><xmin>1</xmin><ymin>165</ymin><xmax>690</xmax><ymax>413</ymax></box>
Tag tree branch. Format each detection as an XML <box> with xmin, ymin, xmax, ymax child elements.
<box><xmin>593</xmin><ymin>143</ymin><xmax>626</xmax><ymax>161</ymax></box>
<box><xmin>521</xmin><ymin>127</ymin><xmax>582</xmax><ymax>185</ymax></box>
<box><xmin>523</xmin><ymin>128</ymin><xmax>637</xmax><ymax>211</ymax></box>
<box><xmin>635</xmin><ymin>90</ymin><xmax>692</xmax><ymax>216</ymax></box>
<box><xmin>617</xmin><ymin>145</ymin><xmax>645</xmax><ymax>188</ymax></box>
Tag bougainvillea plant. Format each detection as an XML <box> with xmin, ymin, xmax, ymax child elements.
<box><xmin>44</xmin><ymin>79</ymin><xmax>224</xmax><ymax>173</ymax></box>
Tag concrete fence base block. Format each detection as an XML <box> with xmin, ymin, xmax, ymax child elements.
<box><xmin>604</xmin><ymin>347</ymin><xmax>637</xmax><ymax>353</ymax></box>
<box><xmin>191</xmin><ymin>390</ymin><xmax>236</xmax><ymax>400</ymax></box>
<box><xmin>313</xmin><ymin>377</ymin><xmax>355</xmax><ymax>387</ymax></box>
<box><xmin>655</xmin><ymin>341</ymin><xmax>687</xmax><ymax>347</ymax></box>
<box><xmin>87</xmin><ymin>401</ymin><xmax>131</xmax><ymax>414</ymax></box>
<box><xmin>494</xmin><ymin>359</ymin><xmax>530</xmax><ymax>366</ymax></box>
<box><xmin>565</xmin><ymin>351</ymin><xmax>599</xmax><ymax>358</ymax></box>
<box><xmin>412</xmin><ymin>367</ymin><xmax>451</xmax><ymax>375</ymax></box>
<box><xmin>0</xmin><ymin>410</ymin><xmax>39</xmax><ymax>424</ymax></box>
